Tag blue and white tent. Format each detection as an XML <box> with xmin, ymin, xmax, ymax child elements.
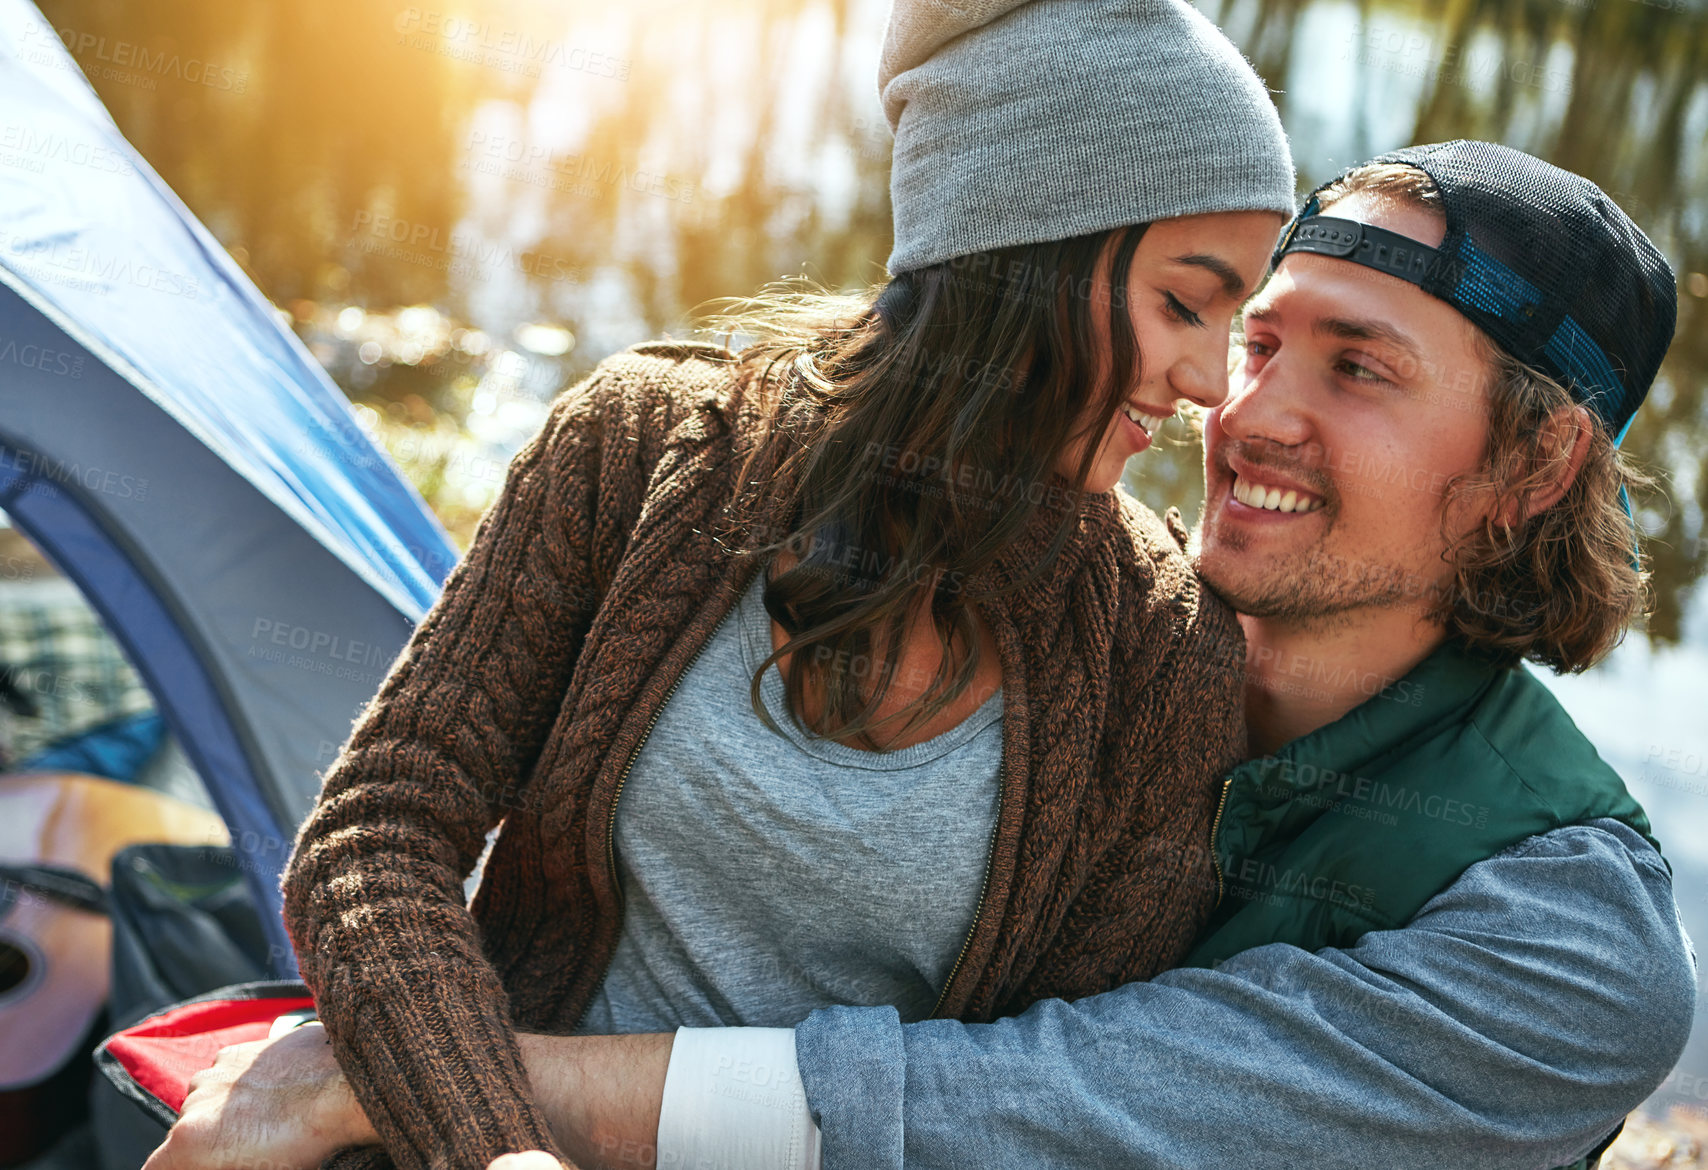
<box><xmin>0</xmin><ymin>0</ymin><xmax>459</xmax><ymax>971</ymax></box>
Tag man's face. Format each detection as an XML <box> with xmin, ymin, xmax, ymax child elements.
<box><xmin>1197</xmin><ymin>193</ymin><xmax>1497</xmax><ymax>625</ymax></box>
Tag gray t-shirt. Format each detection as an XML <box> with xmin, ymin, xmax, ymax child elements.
<box><xmin>577</xmin><ymin>569</ymin><xmax>1003</xmax><ymax>1033</ymax></box>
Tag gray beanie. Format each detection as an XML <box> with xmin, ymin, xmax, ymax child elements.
<box><xmin>879</xmin><ymin>0</ymin><xmax>1298</xmax><ymax>274</ymax></box>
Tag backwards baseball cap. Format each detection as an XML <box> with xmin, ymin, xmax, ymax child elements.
<box><xmin>1272</xmin><ymin>140</ymin><xmax>1678</xmax><ymax>446</ymax></box>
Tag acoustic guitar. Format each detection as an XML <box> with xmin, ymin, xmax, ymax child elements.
<box><xmin>0</xmin><ymin>771</ymin><xmax>228</xmax><ymax>1164</ymax></box>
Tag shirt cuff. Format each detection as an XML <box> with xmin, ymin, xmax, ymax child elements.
<box><xmin>656</xmin><ymin>1026</ymin><xmax>823</xmax><ymax>1170</ymax></box>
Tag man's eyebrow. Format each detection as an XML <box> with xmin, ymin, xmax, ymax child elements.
<box><xmin>1168</xmin><ymin>253</ymin><xmax>1247</xmax><ymax>299</ymax></box>
<box><xmin>1314</xmin><ymin>315</ymin><xmax>1425</xmax><ymax>362</ymax></box>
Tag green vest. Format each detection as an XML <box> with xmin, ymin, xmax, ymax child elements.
<box><xmin>1180</xmin><ymin>641</ymin><xmax>1663</xmax><ymax>1170</ymax></box>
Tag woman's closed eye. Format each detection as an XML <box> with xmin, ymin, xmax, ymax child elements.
<box><xmin>1163</xmin><ymin>292</ymin><xmax>1205</xmax><ymax>328</ymax></box>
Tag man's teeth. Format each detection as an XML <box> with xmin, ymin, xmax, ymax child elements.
<box><xmin>1123</xmin><ymin>405</ymin><xmax>1168</xmax><ymax>435</ymax></box>
<box><xmin>1231</xmin><ymin>475</ymin><xmax>1324</xmax><ymax>514</ymax></box>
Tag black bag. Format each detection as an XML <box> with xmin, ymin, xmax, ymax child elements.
<box><xmin>90</xmin><ymin>843</ymin><xmax>275</xmax><ymax>1170</ymax></box>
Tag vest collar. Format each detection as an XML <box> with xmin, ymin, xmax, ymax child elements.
<box><xmin>1236</xmin><ymin>639</ymin><xmax>1509</xmax><ymax>793</ymax></box>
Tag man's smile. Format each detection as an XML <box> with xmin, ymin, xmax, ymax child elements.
<box><xmin>1215</xmin><ymin>450</ymin><xmax>1332</xmax><ymax>521</ymax></box>
<box><xmin>1228</xmin><ymin>472</ymin><xmax>1326</xmax><ymax>514</ymax></box>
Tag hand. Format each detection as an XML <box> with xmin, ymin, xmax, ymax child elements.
<box><xmin>489</xmin><ymin>1154</ymin><xmax>568</xmax><ymax>1170</ymax></box>
<box><xmin>142</xmin><ymin>1022</ymin><xmax>375</xmax><ymax>1170</ymax></box>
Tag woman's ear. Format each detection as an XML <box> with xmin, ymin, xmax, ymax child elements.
<box><xmin>1519</xmin><ymin>403</ymin><xmax>1594</xmax><ymax>521</ymax></box>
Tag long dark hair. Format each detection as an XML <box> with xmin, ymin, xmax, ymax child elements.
<box><xmin>703</xmin><ymin>224</ymin><xmax>1150</xmax><ymax>749</ymax></box>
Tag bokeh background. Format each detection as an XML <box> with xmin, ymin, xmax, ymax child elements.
<box><xmin>27</xmin><ymin>0</ymin><xmax>1708</xmax><ymax>1144</ymax></box>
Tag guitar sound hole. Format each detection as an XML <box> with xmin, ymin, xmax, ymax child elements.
<box><xmin>0</xmin><ymin>938</ymin><xmax>28</xmax><ymax>996</ymax></box>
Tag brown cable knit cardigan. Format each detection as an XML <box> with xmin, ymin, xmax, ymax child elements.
<box><xmin>281</xmin><ymin>339</ymin><xmax>1247</xmax><ymax>1170</ymax></box>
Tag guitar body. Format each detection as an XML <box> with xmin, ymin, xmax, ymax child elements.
<box><xmin>0</xmin><ymin>771</ymin><xmax>227</xmax><ymax>1163</ymax></box>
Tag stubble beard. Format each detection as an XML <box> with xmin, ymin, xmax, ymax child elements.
<box><xmin>1196</xmin><ymin>509</ymin><xmax>1420</xmax><ymax>629</ymax></box>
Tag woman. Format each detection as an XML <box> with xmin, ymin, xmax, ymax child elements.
<box><xmin>155</xmin><ymin>1</ymin><xmax>1298</xmax><ymax>1167</ymax></box>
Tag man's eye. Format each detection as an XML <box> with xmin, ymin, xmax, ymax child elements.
<box><xmin>1164</xmin><ymin>293</ymin><xmax>1205</xmax><ymax>328</ymax></box>
<box><xmin>1336</xmin><ymin>359</ymin><xmax>1389</xmax><ymax>384</ymax></box>
<box><xmin>1243</xmin><ymin>338</ymin><xmax>1275</xmax><ymax>358</ymax></box>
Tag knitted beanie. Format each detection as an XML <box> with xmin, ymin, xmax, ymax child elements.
<box><xmin>879</xmin><ymin>0</ymin><xmax>1299</xmax><ymax>274</ymax></box>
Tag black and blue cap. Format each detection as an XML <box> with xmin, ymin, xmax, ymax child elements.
<box><xmin>1272</xmin><ymin>140</ymin><xmax>1679</xmax><ymax>558</ymax></box>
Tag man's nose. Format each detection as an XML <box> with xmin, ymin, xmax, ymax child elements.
<box><xmin>1217</xmin><ymin>349</ymin><xmax>1313</xmax><ymax>448</ymax></box>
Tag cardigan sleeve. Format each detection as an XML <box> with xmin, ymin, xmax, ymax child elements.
<box><xmin>280</xmin><ymin>370</ymin><xmax>626</xmax><ymax>1169</ymax></box>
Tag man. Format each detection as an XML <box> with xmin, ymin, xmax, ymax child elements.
<box><xmin>149</xmin><ymin>143</ymin><xmax>1694</xmax><ymax>1170</ymax></box>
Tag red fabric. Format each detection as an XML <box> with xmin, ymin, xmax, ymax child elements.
<box><xmin>104</xmin><ymin>994</ymin><xmax>314</xmax><ymax>1114</ymax></box>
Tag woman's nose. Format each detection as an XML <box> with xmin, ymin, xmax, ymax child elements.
<box><xmin>1168</xmin><ymin>335</ymin><xmax>1233</xmax><ymax>411</ymax></box>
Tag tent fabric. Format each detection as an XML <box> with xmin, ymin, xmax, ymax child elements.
<box><xmin>0</xmin><ymin>5</ymin><xmax>456</xmax><ymax>613</ymax></box>
<box><xmin>0</xmin><ymin>0</ymin><xmax>462</xmax><ymax>971</ymax></box>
